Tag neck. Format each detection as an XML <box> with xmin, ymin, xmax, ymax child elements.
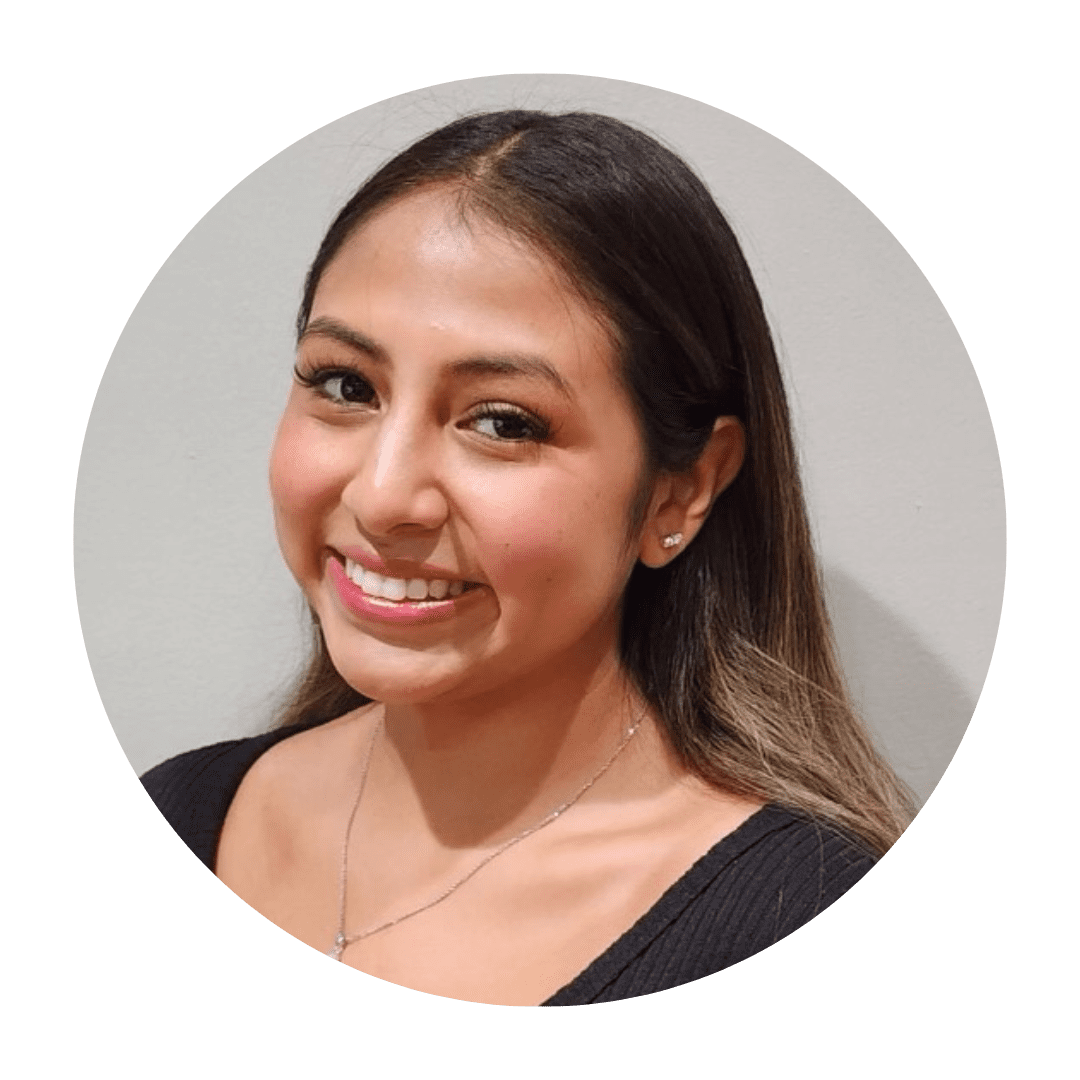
<box><xmin>372</xmin><ymin>641</ymin><xmax>649</xmax><ymax>849</ymax></box>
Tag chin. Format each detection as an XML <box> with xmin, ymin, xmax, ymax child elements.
<box><xmin>323</xmin><ymin>639</ymin><xmax>467</xmax><ymax>706</ymax></box>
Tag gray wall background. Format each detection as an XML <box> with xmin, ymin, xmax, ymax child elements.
<box><xmin>74</xmin><ymin>75</ymin><xmax>1005</xmax><ymax>803</ymax></box>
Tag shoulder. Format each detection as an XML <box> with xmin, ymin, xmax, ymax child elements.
<box><xmin>213</xmin><ymin>707</ymin><xmax>377</xmax><ymax>895</ymax></box>
<box><xmin>624</xmin><ymin>804</ymin><xmax>877</xmax><ymax>943</ymax></box>
<box><xmin>544</xmin><ymin>804</ymin><xmax>879</xmax><ymax>1004</ymax></box>
<box><xmin>697</xmin><ymin>804</ymin><xmax>877</xmax><ymax>919</ymax></box>
<box><xmin>139</xmin><ymin>718</ymin><xmax>337</xmax><ymax>869</ymax></box>
<box><xmin>673</xmin><ymin>804</ymin><xmax>878</xmax><ymax>966</ymax></box>
<box><xmin>223</xmin><ymin>707</ymin><xmax>375</xmax><ymax>823</ymax></box>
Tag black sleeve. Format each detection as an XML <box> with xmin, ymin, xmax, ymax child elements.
<box><xmin>718</xmin><ymin>815</ymin><xmax>878</xmax><ymax>961</ymax></box>
<box><xmin>544</xmin><ymin>807</ymin><xmax>878</xmax><ymax>1004</ymax></box>
<box><xmin>140</xmin><ymin>740</ymin><xmax>259</xmax><ymax>870</ymax></box>
<box><xmin>140</xmin><ymin>723</ymin><xmax>323</xmax><ymax>870</ymax></box>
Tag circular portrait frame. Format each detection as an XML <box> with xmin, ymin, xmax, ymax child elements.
<box><xmin>42</xmin><ymin>31</ymin><xmax>1045</xmax><ymax>1062</ymax></box>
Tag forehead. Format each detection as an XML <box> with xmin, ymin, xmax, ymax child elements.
<box><xmin>310</xmin><ymin>188</ymin><xmax>619</xmax><ymax>385</ymax></box>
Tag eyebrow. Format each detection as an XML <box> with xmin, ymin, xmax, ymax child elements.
<box><xmin>448</xmin><ymin>355</ymin><xmax>572</xmax><ymax>399</ymax></box>
<box><xmin>300</xmin><ymin>316</ymin><xmax>573</xmax><ymax>399</ymax></box>
<box><xmin>300</xmin><ymin>317</ymin><xmax>387</xmax><ymax>362</ymax></box>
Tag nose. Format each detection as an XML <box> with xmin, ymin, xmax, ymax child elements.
<box><xmin>340</xmin><ymin>403</ymin><xmax>449</xmax><ymax>538</ymax></box>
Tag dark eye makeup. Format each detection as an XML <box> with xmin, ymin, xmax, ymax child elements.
<box><xmin>293</xmin><ymin>364</ymin><xmax>377</xmax><ymax>406</ymax></box>
<box><xmin>293</xmin><ymin>363</ymin><xmax>553</xmax><ymax>445</ymax></box>
<box><xmin>465</xmin><ymin>403</ymin><xmax>551</xmax><ymax>443</ymax></box>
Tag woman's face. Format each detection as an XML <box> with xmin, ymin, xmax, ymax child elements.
<box><xmin>270</xmin><ymin>187</ymin><xmax>653</xmax><ymax>705</ymax></box>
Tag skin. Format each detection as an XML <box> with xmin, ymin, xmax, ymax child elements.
<box><xmin>216</xmin><ymin>186</ymin><xmax>758</xmax><ymax>1005</ymax></box>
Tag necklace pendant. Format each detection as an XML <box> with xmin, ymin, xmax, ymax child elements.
<box><xmin>330</xmin><ymin>716</ymin><xmax>641</xmax><ymax>952</ymax></box>
<box><xmin>327</xmin><ymin>933</ymin><xmax>346</xmax><ymax>961</ymax></box>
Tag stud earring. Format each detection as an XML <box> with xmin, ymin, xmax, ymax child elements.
<box><xmin>661</xmin><ymin>532</ymin><xmax>683</xmax><ymax>549</ymax></box>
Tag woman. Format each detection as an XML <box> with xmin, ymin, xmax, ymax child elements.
<box><xmin>143</xmin><ymin>110</ymin><xmax>914</xmax><ymax>1006</ymax></box>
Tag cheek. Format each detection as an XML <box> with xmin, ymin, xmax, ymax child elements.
<box><xmin>269</xmin><ymin>413</ymin><xmax>344</xmax><ymax>565</ymax></box>
<box><xmin>472</xmin><ymin>471</ymin><xmax>636</xmax><ymax>613</ymax></box>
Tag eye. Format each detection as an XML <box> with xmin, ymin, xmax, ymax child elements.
<box><xmin>323</xmin><ymin>372</ymin><xmax>377</xmax><ymax>405</ymax></box>
<box><xmin>294</xmin><ymin>365</ymin><xmax>377</xmax><ymax>407</ymax></box>
<box><xmin>467</xmin><ymin>404</ymin><xmax>551</xmax><ymax>443</ymax></box>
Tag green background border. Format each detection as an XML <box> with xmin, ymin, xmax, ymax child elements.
<box><xmin>6</xmin><ymin>0</ymin><xmax>1071</xmax><ymax>1075</ymax></box>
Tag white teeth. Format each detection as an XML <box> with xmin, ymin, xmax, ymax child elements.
<box><xmin>343</xmin><ymin>559</ymin><xmax>466</xmax><ymax>603</ymax></box>
<box><xmin>379</xmin><ymin>576</ymin><xmax>408</xmax><ymax>601</ymax></box>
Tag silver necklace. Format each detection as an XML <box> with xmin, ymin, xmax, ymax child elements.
<box><xmin>327</xmin><ymin>716</ymin><xmax>641</xmax><ymax>961</ymax></box>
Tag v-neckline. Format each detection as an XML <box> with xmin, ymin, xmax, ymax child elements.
<box><xmin>213</xmin><ymin>720</ymin><xmax>794</xmax><ymax>1005</ymax></box>
<box><xmin>541</xmin><ymin>804</ymin><xmax>796</xmax><ymax>1005</ymax></box>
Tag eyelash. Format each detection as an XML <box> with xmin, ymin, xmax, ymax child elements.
<box><xmin>293</xmin><ymin>364</ymin><xmax>376</xmax><ymax>405</ymax></box>
<box><xmin>293</xmin><ymin>364</ymin><xmax>553</xmax><ymax>444</ymax></box>
<box><xmin>468</xmin><ymin>403</ymin><xmax>551</xmax><ymax>443</ymax></box>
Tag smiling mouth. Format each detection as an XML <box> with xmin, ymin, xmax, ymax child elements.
<box><xmin>342</xmin><ymin>557</ymin><xmax>479</xmax><ymax>603</ymax></box>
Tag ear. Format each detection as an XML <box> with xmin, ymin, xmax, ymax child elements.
<box><xmin>638</xmin><ymin>416</ymin><xmax>745</xmax><ymax>568</ymax></box>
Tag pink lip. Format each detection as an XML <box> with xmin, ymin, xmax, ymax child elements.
<box><xmin>327</xmin><ymin>557</ymin><xmax>475</xmax><ymax>626</ymax></box>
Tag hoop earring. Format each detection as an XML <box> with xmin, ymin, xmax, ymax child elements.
<box><xmin>661</xmin><ymin>532</ymin><xmax>683</xmax><ymax>549</ymax></box>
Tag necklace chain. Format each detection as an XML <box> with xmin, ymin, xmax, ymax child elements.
<box><xmin>327</xmin><ymin>715</ymin><xmax>641</xmax><ymax>961</ymax></box>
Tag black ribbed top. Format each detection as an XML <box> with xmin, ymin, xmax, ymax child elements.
<box><xmin>141</xmin><ymin>723</ymin><xmax>876</xmax><ymax>1004</ymax></box>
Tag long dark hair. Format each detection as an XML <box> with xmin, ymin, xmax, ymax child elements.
<box><xmin>278</xmin><ymin>110</ymin><xmax>914</xmax><ymax>855</ymax></box>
